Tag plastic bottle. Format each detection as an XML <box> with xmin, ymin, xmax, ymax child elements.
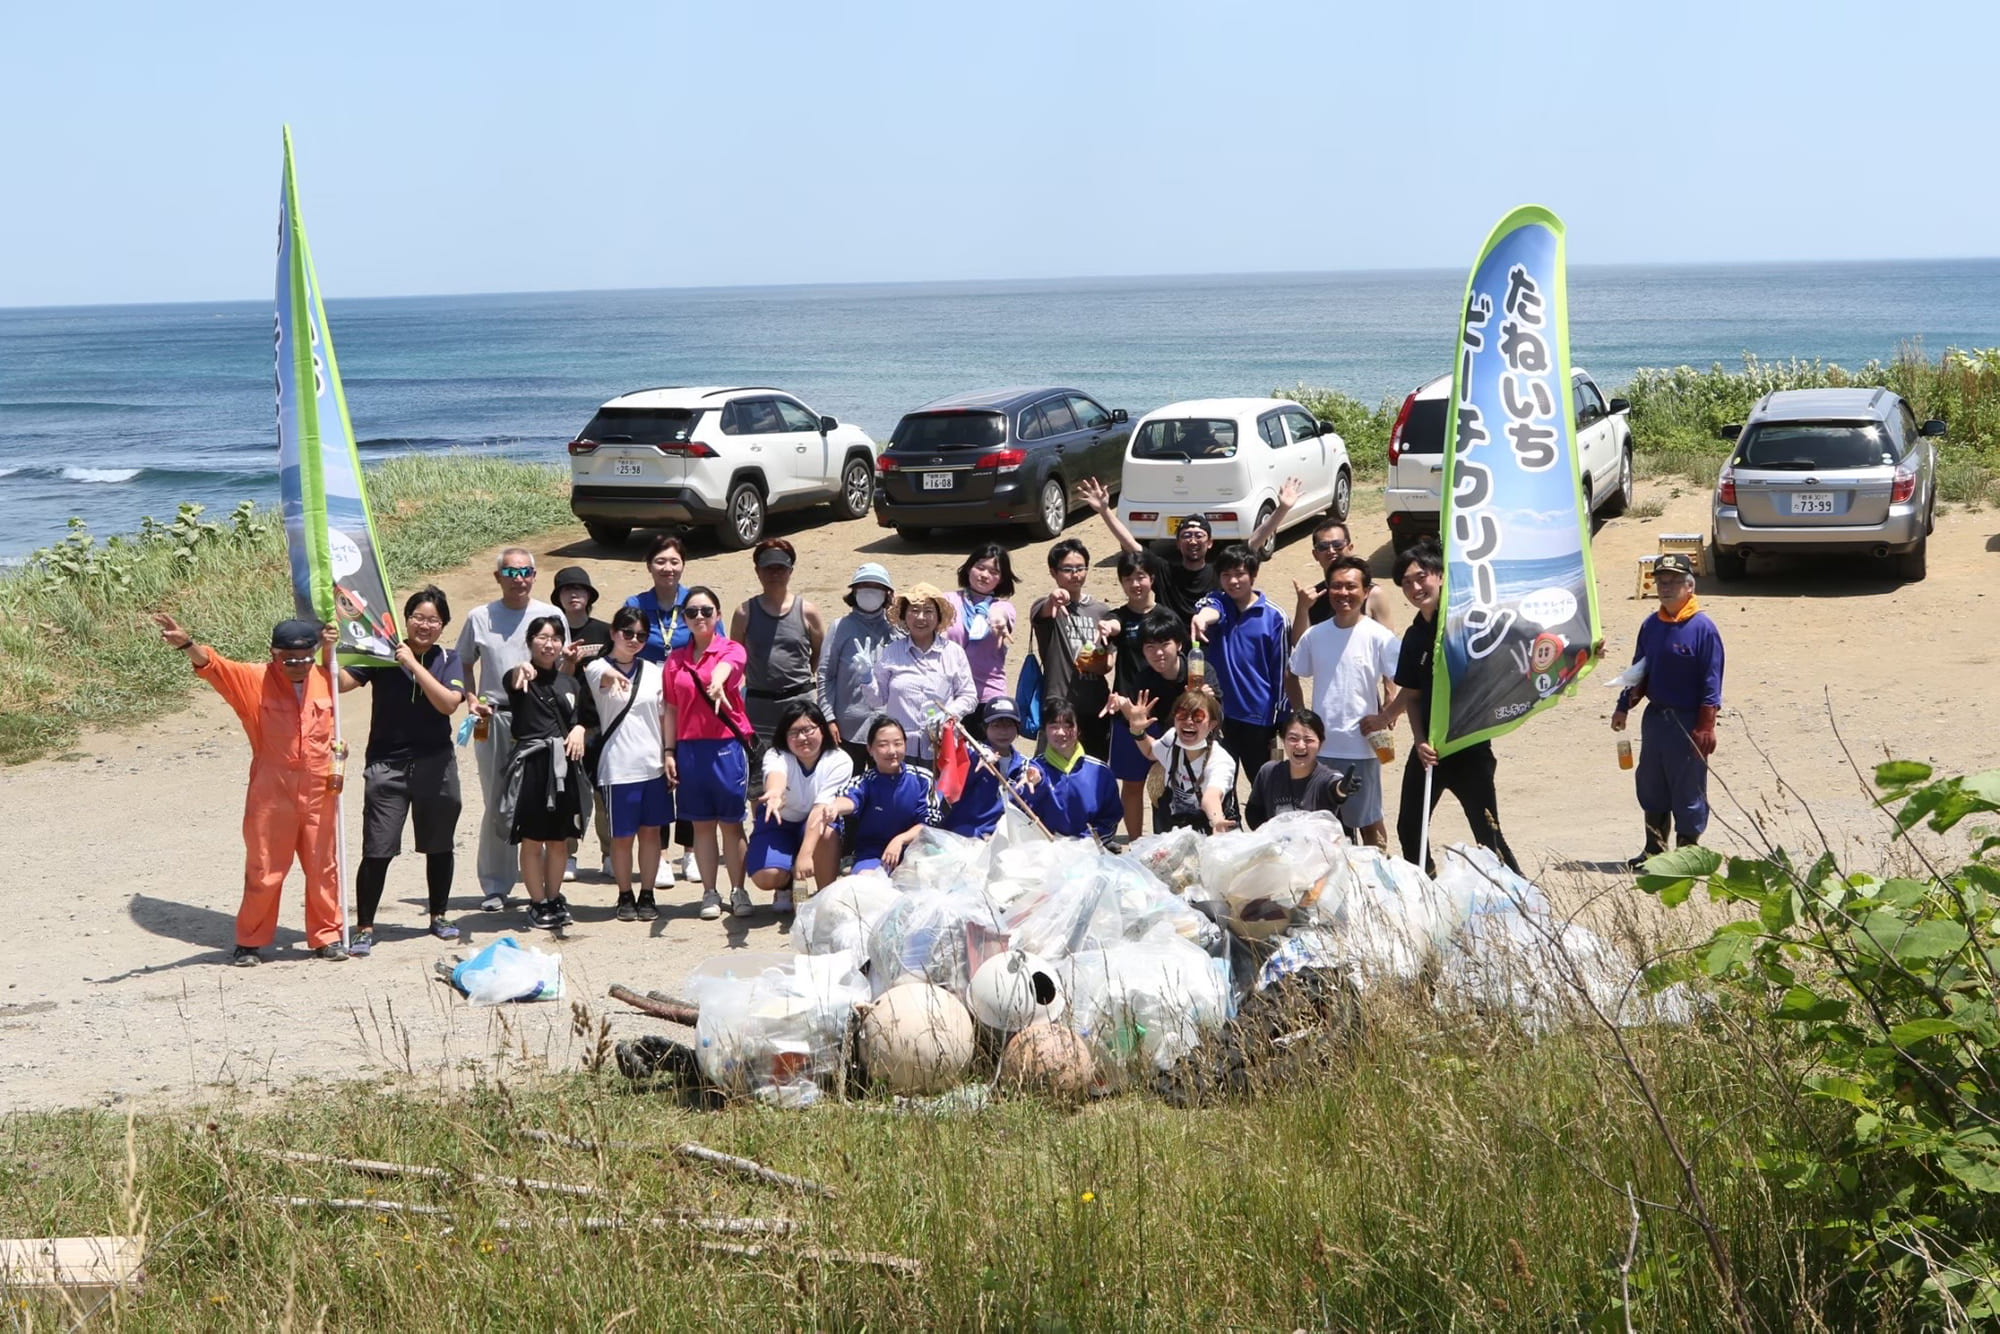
<box><xmin>1187</xmin><ymin>642</ymin><xmax>1206</xmax><ymax>688</ymax></box>
<box><xmin>326</xmin><ymin>740</ymin><xmax>348</xmax><ymax>794</ymax></box>
<box><xmin>1617</xmin><ymin>739</ymin><xmax>1634</xmax><ymax>771</ymax></box>
<box><xmin>474</xmin><ymin>703</ymin><xmax>490</xmax><ymax>743</ymax></box>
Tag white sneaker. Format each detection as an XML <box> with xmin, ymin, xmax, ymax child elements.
<box><xmin>658</xmin><ymin>857</ymin><xmax>680</xmax><ymax>888</ymax></box>
<box><xmin>680</xmin><ymin>851</ymin><xmax>699</xmax><ymax>882</ymax></box>
<box><xmin>773</xmin><ymin>889</ymin><xmax>794</xmax><ymax>914</ymax></box>
<box><xmin>730</xmin><ymin>887</ymin><xmax>754</xmax><ymax>918</ymax></box>
<box><xmin>699</xmin><ymin>889</ymin><xmax>723</xmax><ymax>920</ymax></box>
<box><xmin>563</xmin><ymin>856</ymin><xmax>578</xmax><ymax>883</ymax></box>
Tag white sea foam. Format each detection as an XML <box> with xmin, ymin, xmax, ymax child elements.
<box><xmin>61</xmin><ymin>467</ymin><xmax>141</xmax><ymax>483</ymax></box>
<box><xmin>0</xmin><ymin>467</ymin><xmax>21</xmax><ymax>478</ymax></box>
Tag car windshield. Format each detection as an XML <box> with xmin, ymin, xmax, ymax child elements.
<box><xmin>578</xmin><ymin>407</ymin><xmax>699</xmax><ymax>444</ymax></box>
<box><xmin>891</xmin><ymin>411</ymin><xmax>1006</xmax><ymax>450</ymax></box>
<box><xmin>1133</xmin><ymin>418</ymin><xmax>1238</xmax><ymax>460</ymax></box>
<box><xmin>1397</xmin><ymin>396</ymin><xmax>1448</xmax><ymax>455</ymax></box>
<box><xmin>1737</xmin><ymin>423</ymin><xmax>1893</xmax><ymax>471</ymax></box>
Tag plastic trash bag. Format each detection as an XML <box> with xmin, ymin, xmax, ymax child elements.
<box><xmin>1197</xmin><ymin>812</ymin><xmax>1354</xmax><ymax>941</ymax></box>
<box><xmin>1059</xmin><ymin>934</ymin><xmax>1230</xmax><ymax>1072</ymax></box>
<box><xmin>1006</xmin><ymin>850</ymin><xmax>1219</xmax><ymax>957</ymax></box>
<box><xmin>792</xmin><ymin>868</ymin><xmax>899</xmax><ymax>956</ymax></box>
<box><xmin>891</xmin><ymin>826</ymin><xmax>991</xmax><ymax>895</ymax></box>
<box><xmin>1123</xmin><ymin>828</ymin><xmax>1203</xmax><ymax>895</ymax></box>
<box><xmin>452</xmin><ymin>937</ymin><xmax>563</xmax><ymax>1006</ymax></box>
<box><xmin>1333</xmin><ymin>848</ymin><xmax>1460</xmax><ymax>986</ymax></box>
<box><xmin>865</xmin><ymin>885</ymin><xmax>1005</xmax><ymax>997</ymax></box>
<box><xmin>687</xmin><ymin>950</ymin><xmax>870</xmax><ymax>1103</ymax></box>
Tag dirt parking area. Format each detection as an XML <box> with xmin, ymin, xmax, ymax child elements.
<box><xmin>4</xmin><ymin>483</ymin><xmax>1995</xmax><ymax>1113</ymax></box>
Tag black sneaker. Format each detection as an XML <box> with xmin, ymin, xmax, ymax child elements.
<box><xmin>552</xmin><ymin>895</ymin><xmax>574</xmax><ymax>926</ymax></box>
<box><xmin>616</xmin><ymin>892</ymin><xmax>638</xmax><ymax>922</ymax></box>
<box><xmin>635</xmin><ymin>891</ymin><xmax>658</xmax><ymax>922</ymax></box>
<box><xmin>231</xmin><ymin>945</ymin><xmax>261</xmax><ymax>968</ymax></box>
<box><xmin>316</xmin><ymin>941</ymin><xmax>350</xmax><ymax>962</ymax></box>
<box><xmin>529</xmin><ymin>901</ymin><xmax>558</xmax><ymax>930</ymax></box>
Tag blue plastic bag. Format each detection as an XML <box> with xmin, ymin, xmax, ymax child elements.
<box><xmin>451</xmin><ymin>937</ymin><xmax>563</xmax><ymax>1006</ymax></box>
<box><xmin>1015</xmin><ymin>652</ymin><xmax>1043</xmax><ymax>739</ymax></box>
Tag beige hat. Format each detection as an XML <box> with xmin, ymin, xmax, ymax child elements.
<box><xmin>895</xmin><ymin>582</ymin><xmax>956</xmax><ymax>630</ymax></box>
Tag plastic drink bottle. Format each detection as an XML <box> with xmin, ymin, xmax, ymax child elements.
<box><xmin>1187</xmin><ymin>642</ymin><xmax>1206</xmax><ymax>687</ymax></box>
<box><xmin>1617</xmin><ymin>739</ymin><xmax>1634</xmax><ymax>770</ymax></box>
<box><xmin>326</xmin><ymin>740</ymin><xmax>348</xmax><ymax>794</ymax></box>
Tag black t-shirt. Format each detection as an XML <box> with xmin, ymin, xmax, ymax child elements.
<box><xmin>1306</xmin><ymin>580</ymin><xmax>1334</xmax><ymax>628</ymax></box>
<box><xmin>1105</xmin><ymin>600</ymin><xmax>1158</xmax><ymax>696</ymax></box>
<box><xmin>1133</xmin><ymin>658</ymin><xmax>1191</xmax><ymax>722</ymax></box>
<box><xmin>1394</xmin><ymin>611</ymin><xmax>1436</xmax><ymax>740</ymax></box>
<box><xmin>1153</xmin><ymin>551</ymin><xmax>1218</xmax><ymax>621</ymax></box>
<box><xmin>565</xmin><ymin>616</ymin><xmax>614</xmax><ymax>728</ymax></box>
<box><xmin>507</xmin><ymin>666</ymin><xmax>582</xmax><ymax>744</ymax></box>
<box><xmin>351</xmin><ymin>644</ymin><xmax>466</xmax><ymax>764</ymax></box>
<box><xmin>1246</xmin><ymin>758</ymin><xmax>1345</xmax><ymax>829</ymax></box>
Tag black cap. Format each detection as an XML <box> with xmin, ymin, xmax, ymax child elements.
<box><xmin>981</xmin><ymin>697</ymin><xmax>1021</xmax><ymax>727</ymax></box>
<box><xmin>551</xmin><ymin>565</ymin><xmax>599</xmax><ymax>605</ymax></box>
<box><xmin>270</xmin><ymin>618</ymin><xmax>324</xmax><ymax>650</ymax></box>
<box><xmin>1655</xmin><ymin>554</ymin><xmax>1696</xmax><ymax>579</ymax></box>
<box><xmin>1177</xmin><ymin>514</ymin><xmax>1213</xmax><ymax>535</ymax></box>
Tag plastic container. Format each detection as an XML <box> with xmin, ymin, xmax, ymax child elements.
<box><xmin>1617</xmin><ymin>738</ymin><xmax>1634</xmax><ymax>770</ymax></box>
<box><xmin>1367</xmin><ymin>729</ymin><xmax>1395</xmax><ymax>764</ymax></box>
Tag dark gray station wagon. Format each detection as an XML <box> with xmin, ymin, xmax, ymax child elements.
<box><xmin>874</xmin><ymin>386</ymin><xmax>1130</xmax><ymax>540</ymax></box>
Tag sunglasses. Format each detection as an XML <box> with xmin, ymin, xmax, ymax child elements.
<box><xmin>1173</xmin><ymin>707</ymin><xmax>1210</xmax><ymax>723</ymax></box>
<box><xmin>274</xmin><ymin>653</ymin><xmax>317</xmax><ymax>666</ymax></box>
<box><xmin>1312</xmin><ymin>539</ymin><xmax>1349</xmax><ymax>553</ymax></box>
<box><xmin>614</xmin><ymin>626</ymin><xmax>644</xmax><ymax>639</ymax></box>
<box><xmin>683</xmin><ymin>606</ymin><xmax>717</xmax><ymax>619</ymax></box>
<box><xmin>498</xmin><ymin>566</ymin><xmax>535</xmax><ymax>579</ymax></box>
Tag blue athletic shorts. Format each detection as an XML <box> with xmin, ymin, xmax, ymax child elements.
<box><xmin>605</xmin><ymin>774</ymin><xmax>673</xmax><ymax>839</ymax></box>
<box><xmin>1108</xmin><ymin>723</ymin><xmax>1160</xmax><ymax>781</ymax></box>
<box><xmin>676</xmin><ymin>737</ymin><xmax>747</xmax><ymax>823</ymax></box>
<box><xmin>746</xmin><ymin>814</ymin><xmax>805</xmax><ymax>876</ymax></box>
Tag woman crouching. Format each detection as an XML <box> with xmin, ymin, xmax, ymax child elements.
<box><xmin>830</xmin><ymin>717</ymin><xmax>942</xmax><ymax>873</ymax></box>
<box><xmin>748</xmin><ymin>701</ymin><xmax>852</xmax><ymax>911</ymax></box>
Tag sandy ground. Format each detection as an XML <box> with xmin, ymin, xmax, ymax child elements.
<box><xmin>4</xmin><ymin>484</ymin><xmax>1996</xmax><ymax>1114</ymax></box>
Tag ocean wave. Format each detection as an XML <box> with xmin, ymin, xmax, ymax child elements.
<box><xmin>0</xmin><ymin>400</ymin><xmax>158</xmax><ymax>415</ymax></box>
<box><xmin>0</xmin><ymin>467</ymin><xmax>20</xmax><ymax>478</ymax></box>
<box><xmin>61</xmin><ymin>467</ymin><xmax>142</xmax><ymax>483</ymax></box>
<box><xmin>354</xmin><ymin>436</ymin><xmax>462</xmax><ymax>450</ymax></box>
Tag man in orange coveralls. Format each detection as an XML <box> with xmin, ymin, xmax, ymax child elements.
<box><xmin>152</xmin><ymin>611</ymin><xmax>351</xmax><ymax>966</ymax></box>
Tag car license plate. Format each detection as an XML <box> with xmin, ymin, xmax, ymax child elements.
<box><xmin>922</xmin><ymin>472</ymin><xmax>953</xmax><ymax>491</ymax></box>
<box><xmin>614</xmin><ymin>460</ymin><xmax>643</xmax><ymax>478</ymax></box>
<box><xmin>1166</xmin><ymin>516</ymin><xmax>1183</xmax><ymax>535</ymax></box>
<box><xmin>1789</xmin><ymin>491</ymin><xmax>1835</xmax><ymax>515</ymax></box>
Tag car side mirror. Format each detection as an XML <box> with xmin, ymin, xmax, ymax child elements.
<box><xmin>819</xmin><ymin>415</ymin><xmax>838</xmax><ymax>433</ymax></box>
<box><xmin>1920</xmin><ymin>418</ymin><xmax>1947</xmax><ymax>437</ymax></box>
<box><xmin>1316</xmin><ymin>419</ymin><xmax>1335</xmax><ymax>436</ymax></box>
<box><xmin>1720</xmin><ymin>423</ymin><xmax>1742</xmax><ymax>442</ymax></box>
<box><xmin>1607</xmin><ymin>397</ymin><xmax>1630</xmax><ymax>414</ymax></box>
<box><xmin>1111</xmin><ymin>408</ymin><xmax>1129</xmax><ymax>424</ymax></box>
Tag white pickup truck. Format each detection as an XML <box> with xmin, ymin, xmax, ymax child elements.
<box><xmin>1382</xmin><ymin>367</ymin><xmax>1635</xmax><ymax>551</ymax></box>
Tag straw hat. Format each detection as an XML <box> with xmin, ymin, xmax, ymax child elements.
<box><xmin>895</xmin><ymin>581</ymin><xmax>956</xmax><ymax>630</ymax></box>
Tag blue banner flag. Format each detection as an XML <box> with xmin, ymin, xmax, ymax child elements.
<box><xmin>1430</xmin><ymin>205</ymin><xmax>1602</xmax><ymax>758</ymax></box>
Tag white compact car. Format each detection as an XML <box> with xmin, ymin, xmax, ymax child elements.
<box><xmin>1382</xmin><ymin>367</ymin><xmax>1634</xmax><ymax>550</ymax></box>
<box><xmin>1115</xmin><ymin>397</ymin><xmax>1352</xmax><ymax>549</ymax></box>
<box><xmin>568</xmin><ymin>386</ymin><xmax>878</xmax><ymax>549</ymax></box>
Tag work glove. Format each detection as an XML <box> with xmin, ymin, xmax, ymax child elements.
<box><xmin>1692</xmin><ymin>705</ymin><xmax>1718</xmax><ymax>759</ymax></box>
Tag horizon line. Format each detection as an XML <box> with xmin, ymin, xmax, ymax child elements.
<box><xmin>6</xmin><ymin>253</ymin><xmax>2000</xmax><ymax>315</ymax></box>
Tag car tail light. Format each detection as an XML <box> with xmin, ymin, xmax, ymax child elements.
<box><xmin>1892</xmin><ymin>464</ymin><xmax>1917</xmax><ymax>504</ymax></box>
<box><xmin>1387</xmin><ymin>392</ymin><xmax>1416</xmax><ymax>465</ymax></box>
<box><xmin>1717</xmin><ymin>465</ymin><xmax>1736</xmax><ymax>506</ymax></box>
<box><xmin>1128</xmin><ymin>511</ymin><xmax>1159</xmax><ymax>523</ymax></box>
<box><xmin>876</xmin><ymin>454</ymin><xmax>899</xmax><ymax>472</ymax></box>
<box><xmin>654</xmin><ymin>441</ymin><xmax>717</xmax><ymax>458</ymax></box>
<box><xmin>567</xmin><ymin>438</ymin><xmax>598</xmax><ymax>455</ymax></box>
<box><xmin>1205</xmin><ymin>510</ymin><xmax>1238</xmax><ymax>523</ymax></box>
<box><xmin>975</xmin><ymin>449</ymin><xmax>1025</xmax><ymax>473</ymax></box>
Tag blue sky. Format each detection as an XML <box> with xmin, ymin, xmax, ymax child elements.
<box><xmin>3</xmin><ymin>0</ymin><xmax>1992</xmax><ymax>307</ymax></box>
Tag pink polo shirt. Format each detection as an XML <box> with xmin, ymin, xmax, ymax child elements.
<box><xmin>664</xmin><ymin>636</ymin><xmax>752</xmax><ymax>741</ymax></box>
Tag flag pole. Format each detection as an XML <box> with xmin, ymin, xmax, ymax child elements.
<box><xmin>1416</xmin><ymin>764</ymin><xmax>1434</xmax><ymax>875</ymax></box>
<box><xmin>327</xmin><ymin>638</ymin><xmax>351</xmax><ymax>950</ymax></box>
<box><xmin>947</xmin><ymin>715</ymin><xmax>1057</xmax><ymax>841</ymax></box>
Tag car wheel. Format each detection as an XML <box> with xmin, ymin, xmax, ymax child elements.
<box><xmin>584</xmin><ymin>522</ymin><xmax>630</xmax><ymax>548</ymax></box>
<box><xmin>833</xmin><ymin>455</ymin><xmax>874</xmax><ymax>521</ymax></box>
<box><xmin>1708</xmin><ymin>539</ymin><xmax>1745</xmax><ymax>582</ymax></box>
<box><xmin>717</xmin><ymin>480</ymin><xmax>765</xmax><ymax>550</ymax></box>
<box><xmin>1603</xmin><ymin>449</ymin><xmax>1634</xmax><ymax>518</ymax></box>
<box><xmin>1897</xmin><ymin>534</ymin><xmax>1928</xmax><ymax>582</ymax></box>
<box><xmin>1027</xmin><ymin>476</ymin><xmax>1068</xmax><ymax>541</ymax></box>
<box><xmin>1329</xmin><ymin>468</ymin><xmax>1352</xmax><ymax>523</ymax></box>
<box><xmin>1253</xmin><ymin>500</ymin><xmax>1277</xmax><ymax>559</ymax></box>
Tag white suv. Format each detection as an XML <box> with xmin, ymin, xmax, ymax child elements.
<box><xmin>1383</xmin><ymin>368</ymin><xmax>1634</xmax><ymax>550</ymax></box>
<box><xmin>568</xmin><ymin>386</ymin><xmax>878</xmax><ymax>549</ymax></box>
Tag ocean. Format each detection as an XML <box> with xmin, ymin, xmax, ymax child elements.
<box><xmin>4</xmin><ymin>259</ymin><xmax>1999</xmax><ymax>560</ymax></box>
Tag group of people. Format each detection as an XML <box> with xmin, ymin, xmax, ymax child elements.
<box><xmin>155</xmin><ymin>476</ymin><xmax>1724</xmax><ymax>966</ymax></box>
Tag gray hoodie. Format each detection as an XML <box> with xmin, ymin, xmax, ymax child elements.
<box><xmin>818</xmin><ymin>610</ymin><xmax>901</xmax><ymax>739</ymax></box>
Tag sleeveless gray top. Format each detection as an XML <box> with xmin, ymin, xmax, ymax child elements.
<box><xmin>745</xmin><ymin>596</ymin><xmax>814</xmax><ymax>698</ymax></box>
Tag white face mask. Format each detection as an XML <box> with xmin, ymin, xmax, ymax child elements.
<box><xmin>853</xmin><ymin>587</ymin><xmax>888</xmax><ymax>613</ymax></box>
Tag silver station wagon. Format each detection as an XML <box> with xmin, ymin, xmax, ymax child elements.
<box><xmin>1710</xmin><ymin>387</ymin><xmax>1945</xmax><ymax>582</ymax></box>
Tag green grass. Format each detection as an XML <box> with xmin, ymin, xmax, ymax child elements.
<box><xmin>0</xmin><ymin>454</ymin><xmax>571</xmax><ymax>766</ymax></box>
<box><xmin>0</xmin><ymin>994</ymin><xmax>1837</xmax><ymax>1331</ymax></box>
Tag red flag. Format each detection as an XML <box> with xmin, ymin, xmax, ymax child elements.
<box><xmin>935</xmin><ymin>718</ymin><xmax>969</xmax><ymax>802</ymax></box>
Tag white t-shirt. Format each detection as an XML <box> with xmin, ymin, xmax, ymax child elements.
<box><xmin>455</xmin><ymin>598</ymin><xmax>563</xmax><ymax>700</ymax></box>
<box><xmin>1288</xmin><ymin>615</ymin><xmax>1402</xmax><ymax>760</ymax></box>
<box><xmin>760</xmin><ymin>747</ymin><xmax>856</xmax><ymax>824</ymax></box>
<box><xmin>1144</xmin><ymin>733</ymin><xmax>1237</xmax><ymax>796</ymax></box>
<box><xmin>583</xmin><ymin>657</ymin><xmax>667</xmax><ymax>787</ymax></box>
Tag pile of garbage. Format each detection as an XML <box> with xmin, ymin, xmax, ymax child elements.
<box><xmin>675</xmin><ymin>809</ymin><xmax>1685</xmax><ymax>1107</ymax></box>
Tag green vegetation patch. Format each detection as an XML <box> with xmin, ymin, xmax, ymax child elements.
<box><xmin>0</xmin><ymin>454</ymin><xmax>571</xmax><ymax>765</ymax></box>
